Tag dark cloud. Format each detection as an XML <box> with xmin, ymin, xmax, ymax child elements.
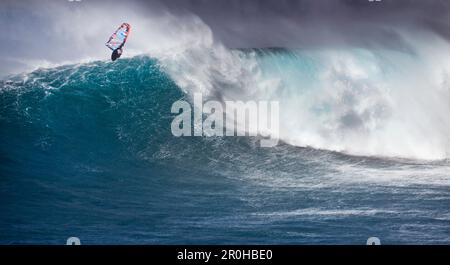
<box><xmin>153</xmin><ymin>0</ymin><xmax>450</xmax><ymax>49</ymax></box>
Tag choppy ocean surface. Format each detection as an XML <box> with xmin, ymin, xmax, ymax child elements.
<box><xmin>1</xmin><ymin>53</ymin><xmax>449</xmax><ymax>244</ymax></box>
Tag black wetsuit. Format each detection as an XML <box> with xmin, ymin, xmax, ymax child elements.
<box><xmin>111</xmin><ymin>43</ymin><xmax>124</xmax><ymax>61</ymax></box>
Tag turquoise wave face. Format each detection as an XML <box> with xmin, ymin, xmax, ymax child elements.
<box><xmin>1</xmin><ymin>55</ymin><xmax>450</xmax><ymax>244</ymax></box>
<box><xmin>1</xmin><ymin>56</ymin><xmax>180</xmax><ymax>165</ymax></box>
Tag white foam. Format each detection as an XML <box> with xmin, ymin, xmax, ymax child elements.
<box><xmin>158</xmin><ymin>23</ymin><xmax>450</xmax><ymax>160</ymax></box>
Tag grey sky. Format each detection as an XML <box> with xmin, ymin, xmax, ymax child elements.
<box><xmin>2</xmin><ymin>0</ymin><xmax>450</xmax><ymax>77</ymax></box>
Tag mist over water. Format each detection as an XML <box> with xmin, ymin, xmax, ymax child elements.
<box><xmin>159</xmin><ymin>28</ymin><xmax>450</xmax><ymax>160</ymax></box>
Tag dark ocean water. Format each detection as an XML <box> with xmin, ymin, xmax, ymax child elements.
<box><xmin>1</xmin><ymin>56</ymin><xmax>449</xmax><ymax>244</ymax></box>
